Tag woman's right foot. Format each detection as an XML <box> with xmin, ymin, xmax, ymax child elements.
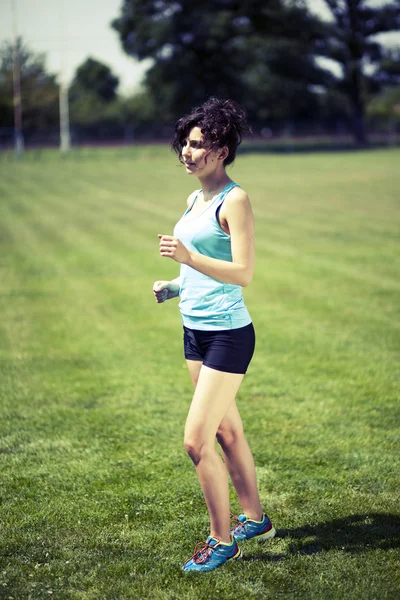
<box><xmin>182</xmin><ymin>535</ymin><xmax>242</xmax><ymax>572</ymax></box>
<box><xmin>230</xmin><ymin>513</ymin><xmax>276</xmax><ymax>542</ymax></box>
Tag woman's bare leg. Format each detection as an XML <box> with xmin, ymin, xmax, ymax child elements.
<box><xmin>185</xmin><ymin>361</ymin><xmax>263</xmax><ymax>534</ymax></box>
<box><xmin>186</xmin><ymin>359</ymin><xmax>202</xmax><ymax>388</ymax></box>
<box><xmin>217</xmin><ymin>402</ymin><xmax>263</xmax><ymax>521</ymax></box>
<box><xmin>184</xmin><ymin>362</ymin><xmax>244</xmax><ymax>543</ymax></box>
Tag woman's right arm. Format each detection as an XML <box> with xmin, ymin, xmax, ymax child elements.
<box><xmin>154</xmin><ymin>191</ymin><xmax>194</xmax><ymax>303</ymax></box>
<box><xmin>153</xmin><ymin>276</ymin><xmax>181</xmax><ymax>303</ymax></box>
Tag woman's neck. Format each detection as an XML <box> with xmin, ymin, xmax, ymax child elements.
<box><xmin>197</xmin><ymin>171</ymin><xmax>232</xmax><ymax>201</ymax></box>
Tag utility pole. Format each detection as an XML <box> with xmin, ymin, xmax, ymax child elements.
<box><xmin>59</xmin><ymin>0</ymin><xmax>70</xmax><ymax>153</ymax></box>
<box><xmin>11</xmin><ymin>0</ymin><xmax>24</xmax><ymax>158</ymax></box>
<box><xmin>59</xmin><ymin>78</ymin><xmax>71</xmax><ymax>153</ymax></box>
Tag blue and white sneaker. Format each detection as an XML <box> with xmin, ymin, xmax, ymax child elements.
<box><xmin>182</xmin><ymin>535</ymin><xmax>242</xmax><ymax>572</ymax></box>
<box><xmin>230</xmin><ymin>513</ymin><xmax>276</xmax><ymax>542</ymax></box>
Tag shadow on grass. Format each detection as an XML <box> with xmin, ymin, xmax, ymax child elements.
<box><xmin>243</xmin><ymin>513</ymin><xmax>400</xmax><ymax>562</ymax></box>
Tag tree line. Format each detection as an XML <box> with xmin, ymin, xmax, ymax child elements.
<box><xmin>1</xmin><ymin>0</ymin><xmax>399</xmax><ymax>145</ymax></box>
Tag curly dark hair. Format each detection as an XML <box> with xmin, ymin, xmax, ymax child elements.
<box><xmin>171</xmin><ymin>97</ymin><xmax>251</xmax><ymax>167</ymax></box>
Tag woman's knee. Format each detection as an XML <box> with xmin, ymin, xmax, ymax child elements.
<box><xmin>216</xmin><ymin>422</ymin><xmax>244</xmax><ymax>450</ymax></box>
<box><xmin>184</xmin><ymin>435</ymin><xmax>210</xmax><ymax>465</ymax></box>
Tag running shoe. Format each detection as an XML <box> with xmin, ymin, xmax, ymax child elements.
<box><xmin>230</xmin><ymin>513</ymin><xmax>276</xmax><ymax>542</ymax></box>
<box><xmin>182</xmin><ymin>535</ymin><xmax>242</xmax><ymax>572</ymax></box>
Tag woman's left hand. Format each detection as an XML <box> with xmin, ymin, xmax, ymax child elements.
<box><xmin>158</xmin><ymin>234</ymin><xmax>191</xmax><ymax>264</ymax></box>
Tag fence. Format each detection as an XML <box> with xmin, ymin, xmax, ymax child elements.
<box><xmin>0</xmin><ymin>119</ymin><xmax>398</xmax><ymax>153</ymax></box>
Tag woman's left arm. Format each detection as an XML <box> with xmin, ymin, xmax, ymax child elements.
<box><xmin>158</xmin><ymin>189</ymin><xmax>255</xmax><ymax>287</ymax></box>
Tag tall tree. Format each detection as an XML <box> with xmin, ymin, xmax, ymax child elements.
<box><xmin>111</xmin><ymin>0</ymin><xmax>330</xmax><ymax>125</ymax></box>
<box><xmin>112</xmin><ymin>1</ymin><xmax>399</xmax><ymax>139</ymax></box>
<box><xmin>374</xmin><ymin>46</ymin><xmax>400</xmax><ymax>87</ymax></box>
<box><xmin>113</xmin><ymin>1</ymin><xmax>248</xmax><ymax>122</ymax></box>
<box><xmin>68</xmin><ymin>58</ymin><xmax>121</xmax><ymax>128</ymax></box>
<box><xmin>367</xmin><ymin>48</ymin><xmax>400</xmax><ymax>125</ymax></box>
<box><xmin>318</xmin><ymin>0</ymin><xmax>400</xmax><ymax>143</ymax></box>
<box><xmin>69</xmin><ymin>58</ymin><xmax>119</xmax><ymax>103</ymax></box>
<box><xmin>237</xmin><ymin>1</ymin><xmax>336</xmax><ymax>122</ymax></box>
<box><xmin>0</xmin><ymin>37</ymin><xmax>58</xmax><ymax>129</ymax></box>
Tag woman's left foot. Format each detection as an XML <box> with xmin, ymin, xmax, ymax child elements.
<box><xmin>230</xmin><ymin>513</ymin><xmax>276</xmax><ymax>542</ymax></box>
<box><xmin>182</xmin><ymin>536</ymin><xmax>242</xmax><ymax>572</ymax></box>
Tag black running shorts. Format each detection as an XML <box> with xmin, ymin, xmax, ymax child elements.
<box><xmin>183</xmin><ymin>322</ymin><xmax>255</xmax><ymax>374</ymax></box>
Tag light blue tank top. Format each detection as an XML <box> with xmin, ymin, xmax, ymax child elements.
<box><xmin>173</xmin><ymin>181</ymin><xmax>252</xmax><ymax>331</ymax></box>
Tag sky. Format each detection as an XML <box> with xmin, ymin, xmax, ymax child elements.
<box><xmin>0</xmin><ymin>0</ymin><xmax>398</xmax><ymax>94</ymax></box>
<box><xmin>0</xmin><ymin>0</ymin><xmax>153</xmax><ymax>93</ymax></box>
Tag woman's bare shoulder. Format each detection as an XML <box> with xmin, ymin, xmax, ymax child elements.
<box><xmin>225</xmin><ymin>185</ymin><xmax>251</xmax><ymax>208</ymax></box>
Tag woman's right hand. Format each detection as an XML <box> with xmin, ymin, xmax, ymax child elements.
<box><xmin>153</xmin><ymin>280</ymin><xmax>179</xmax><ymax>303</ymax></box>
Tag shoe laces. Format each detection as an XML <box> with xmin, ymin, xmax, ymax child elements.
<box><xmin>187</xmin><ymin>540</ymin><xmax>215</xmax><ymax>565</ymax></box>
<box><xmin>230</xmin><ymin>513</ymin><xmax>245</xmax><ymax>533</ymax></box>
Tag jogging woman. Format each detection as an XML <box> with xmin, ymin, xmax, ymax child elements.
<box><xmin>153</xmin><ymin>98</ymin><xmax>275</xmax><ymax>572</ymax></box>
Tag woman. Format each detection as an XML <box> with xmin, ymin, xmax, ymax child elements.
<box><xmin>153</xmin><ymin>98</ymin><xmax>275</xmax><ymax>572</ymax></box>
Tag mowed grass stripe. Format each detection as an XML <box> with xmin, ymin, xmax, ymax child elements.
<box><xmin>0</xmin><ymin>193</ymin><xmax>171</xmax><ymax>369</ymax></box>
<box><xmin>1</xmin><ymin>150</ymin><xmax>398</xmax><ymax>406</ymax></box>
<box><xmin>0</xmin><ymin>158</ymin><xmax>184</xmax><ymax>405</ymax></box>
<box><xmin>0</xmin><ymin>148</ymin><xmax>399</xmax><ymax>599</ymax></box>
<box><xmin>0</xmin><ymin>163</ymin><xmax>166</xmax><ymax>290</ymax></box>
<box><xmin>239</xmin><ymin>155</ymin><xmax>399</xmax><ymax>284</ymax></box>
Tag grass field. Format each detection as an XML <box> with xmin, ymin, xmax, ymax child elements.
<box><xmin>0</xmin><ymin>146</ymin><xmax>399</xmax><ymax>600</ymax></box>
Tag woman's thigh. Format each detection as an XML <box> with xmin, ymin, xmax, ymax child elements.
<box><xmin>184</xmin><ymin>365</ymin><xmax>244</xmax><ymax>445</ymax></box>
<box><xmin>217</xmin><ymin>401</ymin><xmax>244</xmax><ymax>440</ymax></box>
<box><xmin>186</xmin><ymin>359</ymin><xmax>203</xmax><ymax>388</ymax></box>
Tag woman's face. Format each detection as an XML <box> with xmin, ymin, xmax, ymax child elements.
<box><xmin>181</xmin><ymin>127</ymin><xmax>222</xmax><ymax>174</ymax></box>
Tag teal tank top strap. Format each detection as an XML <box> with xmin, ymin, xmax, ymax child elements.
<box><xmin>184</xmin><ymin>189</ymin><xmax>202</xmax><ymax>216</ymax></box>
<box><xmin>214</xmin><ymin>181</ymin><xmax>240</xmax><ymax>210</ymax></box>
<box><xmin>184</xmin><ymin>182</ymin><xmax>240</xmax><ymax>217</ymax></box>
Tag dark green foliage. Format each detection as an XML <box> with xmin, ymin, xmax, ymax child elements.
<box><xmin>113</xmin><ymin>0</ymin><xmax>249</xmax><ymax>121</ymax></box>
<box><xmin>112</xmin><ymin>0</ymin><xmax>400</xmax><ymax>141</ymax></box>
<box><xmin>0</xmin><ymin>37</ymin><xmax>59</xmax><ymax>129</ymax></box>
<box><xmin>111</xmin><ymin>0</ymin><xmax>332</xmax><ymax>124</ymax></box>
<box><xmin>367</xmin><ymin>85</ymin><xmax>400</xmax><ymax>122</ymax></box>
<box><xmin>68</xmin><ymin>57</ymin><xmax>122</xmax><ymax>128</ymax></box>
<box><xmin>70</xmin><ymin>57</ymin><xmax>119</xmax><ymax>103</ymax></box>
<box><xmin>318</xmin><ymin>0</ymin><xmax>400</xmax><ymax>143</ymax></box>
<box><xmin>375</xmin><ymin>47</ymin><xmax>400</xmax><ymax>86</ymax></box>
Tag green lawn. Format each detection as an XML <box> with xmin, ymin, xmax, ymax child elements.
<box><xmin>0</xmin><ymin>147</ymin><xmax>399</xmax><ymax>599</ymax></box>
